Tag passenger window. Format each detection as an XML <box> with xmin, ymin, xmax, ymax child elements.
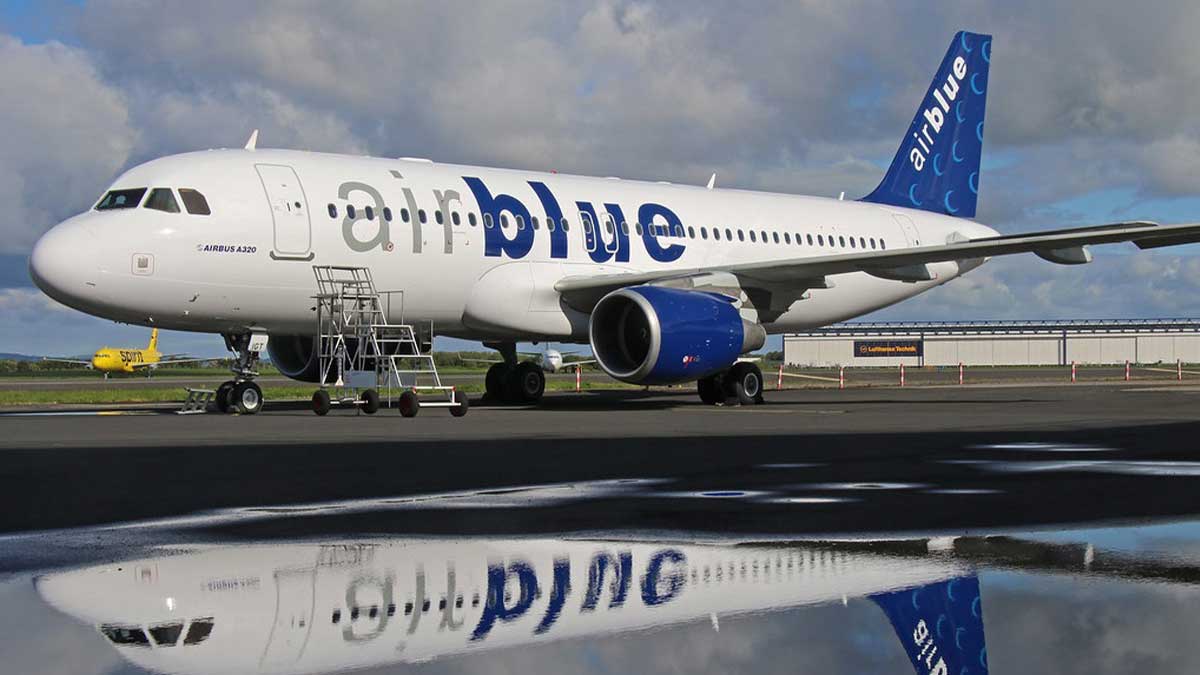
<box><xmin>580</xmin><ymin>212</ymin><xmax>593</xmax><ymax>230</ymax></box>
<box><xmin>144</xmin><ymin>188</ymin><xmax>180</xmax><ymax>214</ymax></box>
<box><xmin>688</xmin><ymin>226</ymin><xmax>695</xmax><ymax>238</ymax></box>
<box><xmin>328</xmin><ymin>204</ymin><xmax>337</xmax><ymax>219</ymax></box>
<box><xmin>383</xmin><ymin>207</ymin><xmax>393</xmax><ymax>222</ymax></box>
<box><xmin>714</xmin><ymin>228</ymin><xmax>721</xmax><ymax>241</ymax></box>
<box><xmin>561</xmin><ymin>218</ymin><xmax>570</xmax><ymax>232</ymax></box>
<box><xmin>622</xmin><ymin>221</ymin><xmax>630</xmax><ymax>235</ymax></box>
<box><xmin>838</xmin><ymin>236</ymin><xmax>845</xmax><ymax>247</ymax></box>
<box><xmin>516</xmin><ymin>215</ymin><xmax>525</xmax><ymax>230</ymax></box>
<box><xmin>725</xmin><ymin>228</ymin><xmax>732</xmax><ymax>240</ymax></box>
<box><xmin>531</xmin><ymin>216</ymin><xmax>539</xmax><ymax>229</ymax></box>
<box><xmin>468</xmin><ymin>213</ymin><xmax>477</xmax><ymax>226</ymax></box>
<box><xmin>635</xmin><ymin>223</ymin><xmax>643</xmax><ymax>236</ymax></box>
<box><xmin>95</xmin><ymin>187</ymin><xmax>147</xmax><ymax>210</ymax></box>
<box><xmin>773</xmin><ymin>232</ymin><xmax>780</xmax><ymax>244</ymax></box>
<box><xmin>807</xmin><ymin>234</ymin><xmax>814</xmax><ymax>245</ymax></box>
<box><xmin>700</xmin><ymin>227</ymin><xmax>708</xmax><ymax>239</ymax></box>
<box><xmin>817</xmin><ymin>234</ymin><xmax>824</xmax><ymax>246</ymax></box>
<box><xmin>674</xmin><ymin>224</ymin><xmax>684</xmax><ymax>237</ymax></box>
<box><xmin>418</xmin><ymin>209</ymin><xmax>427</xmax><ymax>224</ymax></box>
<box><xmin>178</xmin><ymin>189</ymin><xmax>211</xmax><ymax>215</ymax></box>
<box><xmin>501</xmin><ymin>214</ymin><xmax>510</xmax><ymax>229</ymax></box>
<box><xmin>849</xmin><ymin>237</ymin><xmax>856</xmax><ymax>248</ymax></box>
<box><xmin>859</xmin><ymin>237</ymin><xmax>866</xmax><ymax>248</ymax></box>
<box><xmin>402</xmin><ymin>208</ymin><xmax>410</xmax><ymax>222</ymax></box>
<box><xmin>881</xmin><ymin>239</ymin><xmax>887</xmax><ymax>250</ymax></box>
<box><xmin>870</xmin><ymin>238</ymin><xmax>876</xmax><ymax>249</ymax></box>
<box><xmin>548</xmin><ymin>218</ymin><xmax>556</xmax><ymax>232</ymax></box>
<box><xmin>452</xmin><ymin>211</ymin><xmax>461</xmax><ymax>225</ymax></box>
<box><xmin>746</xmin><ymin>231</ymin><xmax>753</xmax><ymax>242</ymax></box>
<box><xmin>435</xmin><ymin>210</ymin><xmax>444</xmax><ymax>225</ymax></box>
<box><xmin>784</xmin><ymin>232</ymin><xmax>791</xmax><ymax>244</ymax></box>
<box><xmin>365</xmin><ymin>205</ymin><xmax>375</xmax><ymax>221</ymax></box>
<box><xmin>347</xmin><ymin>205</ymin><xmax>357</xmax><ymax>219</ymax></box>
<box><xmin>483</xmin><ymin>213</ymin><xmax>494</xmax><ymax>228</ymax></box>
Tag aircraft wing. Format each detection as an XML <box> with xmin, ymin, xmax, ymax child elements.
<box><xmin>554</xmin><ymin>220</ymin><xmax>1200</xmax><ymax>311</ymax></box>
<box><xmin>129</xmin><ymin>358</ymin><xmax>207</xmax><ymax>368</ymax></box>
<box><xmin>41</xmin><ymin>357</ymin><xmax>91</xmax><ymax>366</ymax></box>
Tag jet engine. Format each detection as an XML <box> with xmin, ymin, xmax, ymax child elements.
<box><xmin>588</xmin><ymin>286</ymin><xmax>765</xmax><ymax>385</ymax></box>
<box><xmin>267</xmin><ymin>334</ymin><xmax>320</xmax><ymax>382</ymax></box>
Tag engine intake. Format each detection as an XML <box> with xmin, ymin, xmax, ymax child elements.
<box><xmin>267</xmin><ymin>334</ymin><xmax>320</xmax><ymax>382</ymax></box>
<box><xmin>589</xmin><ymin>286</ymin><xmax>765</xmax><ymax>384</ymax></box>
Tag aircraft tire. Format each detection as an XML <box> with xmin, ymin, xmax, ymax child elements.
<box><xmin>697</xmin><ymin>375</ymin><xmax>723</xmax><ymax>405</ymax></box>
<box><xmin>360</xmin><ymin>388</ymin><xmax>380</xmax><ymax>415</ymax></box>
<box><xmin>725</xmin><ymin>363</ymin><xmax>764</xmax><ymax>406</ymax></box>
<box><xmin>507</xmin><ymin>361</ymin><xmax>545</xmax><ymax>403</ymax></box>
<box><xmin>232</xmin><ymin>381</ymin><xmax>264</xmax><ymax>415</ymax></box>
<box><xmin>312</xmin><ymin>389</ymin><xmax>331</xmax><ymax>416</ymax></box>
<box><xmin>398</xmin><ymin>390</ymin><xmax>420</xmax><ymax>418</ymax></box>
<box><xmin>215</xmin><ymin>381</ymin><xmax>234</xmax><ymax>413</ymax></box>
<box><xmin>484</xmin><ymin>363</ymin><xmax>507</xmax><ymax>401</ymax></box>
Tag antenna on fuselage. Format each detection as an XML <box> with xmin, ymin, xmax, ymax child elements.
<box><xmin>706</xmin><ymin>173</ymin><xmax>717</xmax><ymax>190</ymax></box>
<box><xmin>244</xmin><ymin>129</ymin><xmax>259</xmax><ymax>151</ymax></box>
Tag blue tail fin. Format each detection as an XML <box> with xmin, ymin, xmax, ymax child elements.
<box><xmin>862</xmin><ymin>31</ymin><xmax>992</xmax><ymax>218</ymax></box>
<box><xmin>871</xmin><ymin>575</ymin><xmax>989</xmax><ymax>675</ymax></box>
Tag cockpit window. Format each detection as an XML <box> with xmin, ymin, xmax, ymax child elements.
<box><xmin>179</xmin><ymin>189</ymin><xmax>211</xmax><ymax>215</ymax></box>
<box><xmin>148</xmin><ymin>622</ymin><xmax>184</xmax><ymax>646</ymax></box>
<box><xmin>100</xmin><ymin>624</ymin><xmax>151</xmax><ymax>647</ymax></box>
<box><xmin>144</xmin><ymin>188</ymin><xmax>181</xmax><ymax>214</ymax></box>
<box><xmin>95</xmin><ymin>188</ymin><xmax>147</xmax><ymax>211</ymax></box>
<box><xmin>183</xmin><ymin>618</ymin><xmax>214</xmax><ymax>645</ymax></box>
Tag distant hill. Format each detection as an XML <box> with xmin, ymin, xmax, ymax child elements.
<box><xmin>0</xmin><ymin>353</ymin><xmax>41</xmax><ymax>362</ymax></box>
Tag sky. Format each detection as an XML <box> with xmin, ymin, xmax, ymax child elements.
<box><xmin>4</xmin><ymin>1</ymin><xmax>1200</xmax><ymax>357</ymax></box>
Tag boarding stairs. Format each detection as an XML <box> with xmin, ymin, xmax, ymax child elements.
<box><xmin>311</xmin><ymin>265</ymin><xmax>466</xmax><ymax>417</ymax></box>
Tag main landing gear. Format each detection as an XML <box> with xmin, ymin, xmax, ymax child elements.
<box><xmin>697</xmin><ymin>362</ymin><xmax>766</xmax><ymax>406</ymax></box>
<box><xmin>214</xmin><ymin>332</ymin><xmax>268</xmax><ymax>415</ymax></box>
<box><xmin>482</xmin><ymin>341</ymin><xmax>546</xmax><ymax>405</ymax></box>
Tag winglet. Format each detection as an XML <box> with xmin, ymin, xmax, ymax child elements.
<box><xmin>706</xmin><ymin>173</ymin><xmax>717</xmax><ymax>190</ymax></box>
<box><xmin>244</xmin><ymin>129</ymin><xmax>259</xmax><ymax>151</ymax></box>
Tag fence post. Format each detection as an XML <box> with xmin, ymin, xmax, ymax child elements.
<box><xmin>900</xmin><ymin>363</ymin><xmax>906</xmax><ymax>387</ymax></box>
<box><xmin>1125</xmin><ymin>360</ymin><xmax>1130</xmax><ymax>382</ymax></box>
<box><xmin>1179</xmin><ymin>359</ymin><xmax>1183</xmax><ymax>382</ymax></box>
<box><xmin>1071</xmin><ymin>361</ymin><xmax>1077</xmax><ymax>383</ymax></box>
<box><xmin>958</xmin><ymin>362</ymin><xmax>964</xmax><ymax>385</ymax></box>
<box><xmin>575</xmin><ymin>364</ymin><xmax>581</xmax><ymax>392</ymax></box>
<box><xmin>777</xmin><ymin>363</ymin><xmax>784</xmax><ymax>391</ymax></box>
<box><xmin>839</xmin><ymin>366</ymin><xmax>845</xmax><ymax>390</ymax></box>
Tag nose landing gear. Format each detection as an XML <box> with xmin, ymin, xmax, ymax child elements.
<box><xmin>215</xmin><ymin>332</ymin><xmax>269</xmax><ymax>414</ymax></box>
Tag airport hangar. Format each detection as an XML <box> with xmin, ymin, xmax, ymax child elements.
<box><xmin>783</xmin><ymin>319</ymin><xmax>1200</xmax><ymax>367</ymax></box>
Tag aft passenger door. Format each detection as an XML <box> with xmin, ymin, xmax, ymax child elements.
<box><xmin>891</xmin><ymin>213</ymin><xmax>922</xmax><ymax>247</ymax></box>
<box><xmin>256</xmin><ymin>164</ymin><xmax>314</xmax><ymax>260</ymax></box>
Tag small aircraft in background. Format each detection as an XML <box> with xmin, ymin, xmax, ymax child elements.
<box><xmin>42</xmin><ymin>328</ymin><xmax>207</xmax><ymax>377</ymax></box>
<box><xmin>465</xmin><ymin>346</ymin><xmax>595</xmax><ymax>374</ymax></box>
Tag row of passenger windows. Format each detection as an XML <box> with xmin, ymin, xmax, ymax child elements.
<box><xmin>95</xmin><ymin>187</ymin><xmax>211</xmax><ymax>215</ymax></box>
<box><xmin>327</xmin><ymin>203</ymin><xmax>886</xmax><ymax>251</ymax></box>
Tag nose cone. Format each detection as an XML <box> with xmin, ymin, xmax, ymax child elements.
<box><xmin>29</xmin><ymin>219</ymin><xmax>97</xmax><ymax>311</ymax></box>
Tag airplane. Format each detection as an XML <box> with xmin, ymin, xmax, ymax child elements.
<box><xmin>462</xmin><ymin>345</ymin><xmax>596</xmax><ymax>400</ymax></box>
<box><xmin>41</xmin><ymin>328</ymin><xmax>206</xmax><ymax>378</ymax></box>
<box><xmin>28</xmin><ymin>30</ymin><xmax>1200</xmax><ymax>414</ymax></box>
<box><xmin>35</xmin><ymin>531</ymin><xmax>1200</xmax><ymax>674</ymax></box>
<box><xmin>35</xmin><ymin>535</ymin><xmax>988</xmax><ymax>674</ymax></box>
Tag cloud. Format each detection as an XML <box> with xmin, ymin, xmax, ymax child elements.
<box><xmin>0</xmin><ymin>36</ymin><xmax>135</xmax><ymax>254</ymax></box>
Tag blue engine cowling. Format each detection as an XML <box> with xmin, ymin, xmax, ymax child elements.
<box><xmin>588</xmin><ymin>286</ymin><xmax>766</xmax><ymax>385</ymax></box>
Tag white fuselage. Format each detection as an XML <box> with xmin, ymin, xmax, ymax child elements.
<box><xmin>29</xmin><ymin>149</ymin><xmax>997</xmax><ymax>343</ymax></box>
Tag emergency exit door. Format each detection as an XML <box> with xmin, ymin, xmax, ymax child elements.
<box><xmin>256</xmin><ymin>164</ymin><xmax>313</xmax><ymax>260</ymax></box>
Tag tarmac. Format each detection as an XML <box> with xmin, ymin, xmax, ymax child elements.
<box><xmin>3</xmin><ymin>381</ymin><xmax>1200</xmax><ymax>538</ymax></box>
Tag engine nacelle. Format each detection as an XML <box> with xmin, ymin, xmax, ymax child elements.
<box><xmin>267</xmin><ymin>334</ymin><xmax>320</xmax><ymax>382</ymax></box>
<box><xmin>588</xmin><ymin>286</ymin><xmax>766</xmax><ymax>385</ymax></box>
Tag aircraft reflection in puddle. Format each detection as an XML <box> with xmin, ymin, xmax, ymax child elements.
<box><xmin>37</xmin><ymin>533</ymin><xmax>1169</xmax><ymax>675</ymax></box>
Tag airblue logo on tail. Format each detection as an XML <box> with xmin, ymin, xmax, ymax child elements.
<box><xmin>862</xmin><ymin>31</ymin><xmax>992</xmax><ymax>218</ymax></box>
<box><xmin>871</xmin><ymin>575</ymin><xmax>989</xmax><ymax>675</ymax></box>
